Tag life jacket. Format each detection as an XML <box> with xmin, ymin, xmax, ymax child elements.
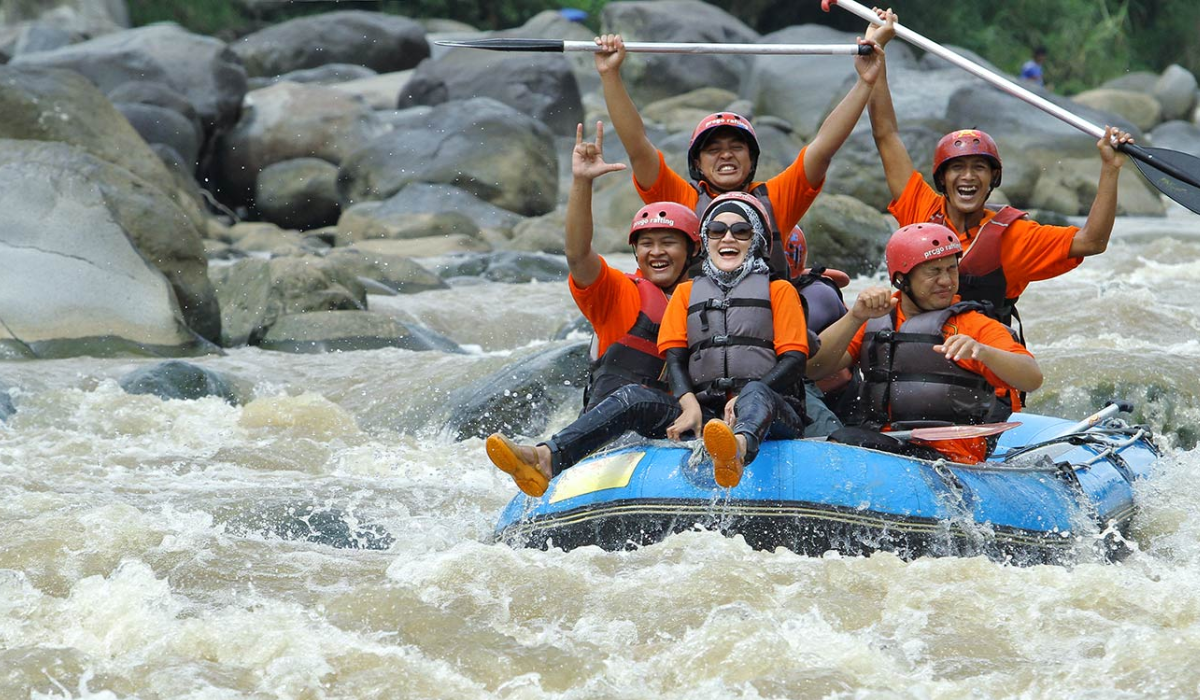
<box><xmin>685</xmin><ymin>272</ymin><xmax>778</xmax><ymax>405</ymax></box>
<box><xmin>857</xmin><ymin>301</ymin><xmax>1001</xmax><ymax>429</ymax></box>
<box><xmin>584</xmin><ymin>274</ymin><xmax>669</xmax><ymax>410</ymax></box>
<box><xmin>929</xmin><ymin>205</ymin><xmax>1028</xmax><ymax>327</ymax></box>
<box><xmin>695</xmin><ymin>183</ymin><xmax>795</xmax><ymax>280</ymax></box>
<box><xmin>795</xmin><ymin>268</ymin><xmax>855</xmax><ymax>394</ymax></box>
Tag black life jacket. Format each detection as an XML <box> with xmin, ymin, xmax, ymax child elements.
<box><xmin>685</xmin><ymin>273</ymin><xmax>778</xmax><ymax>404</ymax></box>
<box><xmin>929</xmin><ymin>205</ymin><xmax>1028</xmax><ymax>328</ymax></box>
<box><xmin>584</xmin><ymin>274</ymin><xmax>669</xmax><ymax>411</ymax></box>
<box><xmin>857</xmin><ymin>301</ymin><xmax>1001</xmax><ymax>429</ymax></box>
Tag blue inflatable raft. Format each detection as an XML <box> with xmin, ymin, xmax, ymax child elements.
<box><xmin>494</xmin><ymin>409</ymin><xmax>1160</xmax><ymax>564</ymax></box>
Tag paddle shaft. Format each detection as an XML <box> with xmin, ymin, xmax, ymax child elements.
<box><xmin>437</xmin><ymin>38</ymin><xmax>871</xmax><ymax>56</ymax></box>
<box><xmin>823</xmin><ymin>0</ymin><xmax>1200</xmax><ymax>192</ymax></box>
<box><xmin>1057</xmin><ymin>400</ymin><xmax>1132</xmax><ymax>437</ymax></box>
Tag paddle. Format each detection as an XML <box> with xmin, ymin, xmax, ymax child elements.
<box><xmin>1053</xmin><ymin>400</ymin><xmax>1133</xmax><ymax>438</ymax></box>
<box><xmin>822</xmin><ymin>0</ymin><xmax>1200</xmax><ymax>215</ymax></box>
<box><xmin>435</xmin><ymin>38</ymin><xmax>873</xmax><ymax>56</ymax></box>
<box><xmin>890</xmin><ymin>421</ymin><xmax>1022</xmax><ymax>442</ymax></box>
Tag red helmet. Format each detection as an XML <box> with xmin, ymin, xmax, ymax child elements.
<box><xmin>700</xmin><ymin>191</ymin><xmax>772</xmax><ymax>255</ymax></box>
<box><xmin>885</xmin><ymin>223</ymin><xmax>962</xmax><ymax>285</ymax></box>
<box><xmin>932</xmin><ymin>129</ymin><xmax>1002</xmax><ymax>192</ymax></box>
<box><xmin>782</xmin><ymin>225</ymin><xmax>807</xmax><ymax>279</ymax></box>
<box><xmin>687</xmin><ymin>112</ymin><xmax>760</xmax><ymax>184</ymax></box>
<box><xmin>628</xmin><ymin>201</ymin><xmax>701</xmax><ymax>250</ymax></box>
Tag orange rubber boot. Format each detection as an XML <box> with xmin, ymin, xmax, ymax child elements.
<box><xmin>486</xmin><ymin>433</ymin><xmax>550</xmax><ymax>497</ymax></box>
<box><xmin>704</xmin><ymin>419</ymin><xmax>744</xmax><ymax>488</ymax></box>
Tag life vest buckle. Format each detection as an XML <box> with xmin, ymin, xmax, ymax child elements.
<box><xmin>711</xmin><ymin>334</ymin><xmax>731</xmax><ymax>346</ymax></box>
<box><xmin>712</xmin><ymin>377</ymin><xmax>736</xmax><ymax>391</ymax></box>
<box><xmin>706</xmin><ymin>299</ymin><xmax>730</xmax><ymax>310</ymax></box>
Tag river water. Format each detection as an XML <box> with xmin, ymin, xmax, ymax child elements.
<box><xmin>2</xmin><ymin>207</ymin><xmax>1200</xmax><ymax>699</ymax></box>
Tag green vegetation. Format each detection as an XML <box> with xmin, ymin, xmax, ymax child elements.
<box><xmin>129</xmin><ymin>0</ymin><xmax>1198</xmax><ymax>94</ymax></box>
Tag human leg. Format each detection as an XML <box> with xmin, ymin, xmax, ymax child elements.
<box><xmin>542</xmin><ymin>383</ymin><xmax>680</xmax><ymax>473</ymax></box>
<box><xmin>802</xmin><ymin>380</ymin><xmax>843</xmax><ymax>438</ymax></box>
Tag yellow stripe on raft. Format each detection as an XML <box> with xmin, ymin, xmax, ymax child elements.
<box><xmin>550</xmin><ymin>452</ymin><xmax>644</xmax><ymax>504</ymax></box>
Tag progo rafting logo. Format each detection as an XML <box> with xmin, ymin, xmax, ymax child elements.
<box><xmin>633</xmin><ymin>216</ymin><xmax>675</xmax><ymax>229</ymax></box>
<box><xmin>923</xmin><ymin>246</ymin><xmax>952</xmax><ymax>259</ymax></box>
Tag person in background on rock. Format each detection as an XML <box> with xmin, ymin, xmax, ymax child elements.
<box><xmin>486</xmin><ymin>122</ymin><xmax>701</xmax><ymax>497</ymax></box>
<box><xmin>593</xmin><ymin>23</ymin><xmax>882</xmax><ymax>434</ymax></box>
<box><xmin>1019</xmin><ymin>45</ymin><xmax>1047</xmax><ymax>87</ymax></box>
<box><xmin>867</xmin><ymin>8</ymin><xmax>1133</xmax><ymax>342</ymax></box>
<box><xmin>808</xmin><ymin>223</ymin><xmax>1043</xmax><ymax>464</ymax></box>
<box><xmin>659</xmin><ymin>193</ymin><xmax>810</xmax><ymax>488</ymax></box>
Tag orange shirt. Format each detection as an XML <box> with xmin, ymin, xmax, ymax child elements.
<box><xmin>657</xmin><ymin>278</ymin><xmax>809</xmax><ymax>357</ymax></box>
<box><xmin>635</xmin><ymin>148</ymin><xmax>823</xmax><ymax>235</ymax></box>
<box><xmin>569</xmin><ymin>257</ymin><xmax>652</xmax><ymax>359</ymax></box>
<box><xmin>889</xmin><ymin>171</ymin><xmax>1082</xmax><ymax>299</ymax></box>
<box><xmin>846</xmin><ymin>292</ymin><xmax>1033</xmax><ymax>463</ymax></box>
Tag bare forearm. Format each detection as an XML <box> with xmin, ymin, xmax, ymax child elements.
<box><xmin>808</xmin><ymin>313</ymin><xmax>863</xmax><ymax>379</ymax></box>
<box><xmin>599</xmin><ymin>72</ymin><xmax>659</xmax><ymax>188</ymax></box>
<box><xmin>978</xmin><ymin>347</ymin><xmax>1043</xmax><ymax>392</ymax></box>
<box><xmin>1069</xmin><ymin>164</ymin><xmax>1121</xmax><ymax>257</ymax></box>
<box><xmin>565</xmin><ymin>176</ymin><xmax>603</xmax><ymax>285</ymax></box>
<box><xmin>867</xmin><ymin>63</ymin><xmax>913</xmax><ymax>200</ymax></box>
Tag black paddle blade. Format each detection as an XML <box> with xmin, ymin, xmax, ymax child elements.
<box><xmin>1124</xmin><ymin>144</ymin><xmax>1200</xmax><ymax>214</ymax></box>
<box><xmin>433</xmin><ymin>38</ymin><xmax>565</xmax><ymax>52</ymax></box>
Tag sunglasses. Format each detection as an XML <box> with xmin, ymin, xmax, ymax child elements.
<box><xmin>704</xmin><ymin>221</ymin><xmax>755</xmax><ymax>241</ymax></box>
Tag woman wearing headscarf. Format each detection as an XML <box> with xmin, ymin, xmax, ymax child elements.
<box><xmin>656</xmin><ymin>192</ymin><xmax>810</xmax><ymax>488</ymax></box>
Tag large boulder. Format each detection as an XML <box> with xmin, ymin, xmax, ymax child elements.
<box><xmin>397</xmin><ymin>46</ymin><xmax>582</xmax><ymax>135</ymax></box>
<box><xmin>258</xmin><ymin>310</ymin><xmax>444</xmax><ymax>354</ymax></box>
<box><xmin>255</xmin><ymin>157</ymin><xmax>341</xmax><ymax>231</ymax></box>
<box><xmin>10</xmin><ymin>23</ymin><xmax>246</xmax><ymax>140</ymax></box>
<box><xmin>346</xmin><ymin>182</ymin><xmax>526</xmax><ymax>240</ymax></box>
<box><xmin>338</xmin><ymin>97</ymin><xmax>558</xmax><ymax>216</ymax></box>
<box><xmin>0</xmin><ymin>142</ymin><xmax>215</xmax><ymax>359</ymax></box>
<box><xmin>1149</xmin><ymin>120</ymin><xmax>1200</xmax><ymax>158</ymax></box>
<box><xmin>600</xmin><ymin>0</ymin><xmax>758</xmax><ymax>106</ymax></box>
<box><xmin>797</xmin><ymin>194</ymin><xmax>891</xmax><ymax>276</ymax></box>
<box><xmin>1154</xmin><ymin>64</ymin><xmax>1198</xmax><ymax>123</ymax></box>
<box><xmin>119</xmin><ymin>360</ymin><xmax>243</xmax><ymax>404</ymax></box>
<box><xmin>1071</xmin><ymin>88</ymin><xmax>1162</xmax><ymax>132</ymax></box>
<box><xmin>208</xmin><ymin>256</ymin><xmax>367</xmax><ymax>347</ymax></box>
<box><xmin>322</xmin><ymin>248</ymin><xmax>448</xmax><ymax>294</ymax></box>
<box><xmin>231</xmin><ymin>10</ymin><xmax>429</xmax><ymax>78</ymax></box>
<box><xmin>0</xmin><ymin>137</ymin><xmax>218</xmax><ymax>342</ymax></box>
<box><xmin>214</xmin><ymin>81</ymin><xmax>391</xmax><ymax>204</ymax></box>
<box><xmin>114</xmin><ymin>102</ymin><xmax>201</xmax><ymax>171</ymax></box>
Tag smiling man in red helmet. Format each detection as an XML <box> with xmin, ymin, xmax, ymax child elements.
<box><xmin>592</xmin><ymin>26</ymin><xmax>885</xmax><ymax>283</ymax></box>
<box><xmin>866</xmin><ymin>9</ymin><xmax>1133</xmax><ymax>336</ymax></box>
<box><xmin>808</xmin><ymin>222</ymin><xmax>1043</xmax><ymax>464</ymax></box>
<box><xmin>486</xmin><ymin>123</ymin><xmax>703</xmax><ymax>497</ymax></box>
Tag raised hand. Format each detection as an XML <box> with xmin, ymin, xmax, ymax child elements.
<box><xmin>1098</xmin><ymin>125</ymin><xmax>1132</xmax><ymax>169</ymax></box>
<box><xmin>593</xmin><ymin>34</ymin><xmax>626</xmax><ymax>76</ymax></box>
<box><xmin>849</xmin><ymin>286</ymin><xmax>897</xmax><ymax>322</ymax></box>
<box><xmin>866</xmin><ymin>8</ymin><xmax>897</xmax><ymax>47</ymax></box>
<box><xmin>934</xmin><ymin>334</ymin><xmax>986</xmax><ymax>362</ymax></box>
<box><xmin>572</xmin><ymin>121</ymin><xmax>627</xmax><ymax>182</ymax></box>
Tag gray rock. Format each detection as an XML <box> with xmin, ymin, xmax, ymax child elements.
<box><xmin>0</xmin><ymin>142</ymin><xmax>215</xmax><ymax>359</ymax></box>
<box><xmin>258</xmin><ymin>310</ymin><xmax>441</xmax><ymax>354</ymax></box>
<box><xmin>337</xmin><ymin>204</ymin><xmax>481</xmax><ymax>243</ymax></box>
<box><xmin>825</xmin><ymin>125</ymin><xmax>942</xmax><ymax>212</ymax></box>
<box><xmin>119</xmin><ymin>360</ymin><xmax>242</xmax><ymax>404</ymax></box>
<box><xmin>446</xmin><ymin>340</ymin><xmax>589</xmax><ymax>441</ymax></box>
<box><xmin>11</xmin><ymin>23</ymin><xmax>75</xmax><ymax>56</ymax></box>
<box><xmin>367</xmin><ymin>182</ymin><xmax>527</xmax><ymax>235</ymax></box>
<box><xmin>232</xmin><ymin>10</ymin><xmax>429</xmax><ymax>77</ymax></box>
<box><xmin>797</xmin><ymin>194</ymin><xmax>891</xmax><ymax>276</ymax></box>
<box><xmin>743</xmin><ymin>25</ymin><xmax>865</xmax><ymax>138</ymax></box>
<box><xmin>246</xmin><ymin>63</ymin><xmax>377</xmax><ymax>90</ymax></box>
<box><xmin>256</xmin><ymin>158</ymin><xmax>341</xmax><ymax>231</ymax></box>
<box><xmin>107</xmin><ymin>79</ymin><xmax>203</xmax><ymax>144</ymax></box>
<box><xmin>11</xmin><ymin>23</ymin><xmax>247</xmax><ymax>139</ymax></box>
<box><xmin>917</xmin><ymin>44</ymin><xmax>1001</xmax><ymax>74</ymax></box>
<box><xmin>601</xmin><ymin>0</ymin><xmax>758</xmax><ymax>106</ymax></box>
<box><xmin>1149</xmin><ymin>120</ymin><xmax>1200</xmax><ymax>158</ymax></box>
<box><xmin>214</xmin><ymin>81</ymin><xmax>390</xmax><ymax>204</ymax></box>
<box><xmin>323</xmin><ymin>247</ymin><xmax>449</xmax><ymax>294</ymax></box>
<box><xmin>398</xmin><ymin>44</ymin><xmax>582</xmax><ymax>135</ymax></box>
<box><xmin>208</xmin><ymin>256</ymin><xmax>367</xmax><ymax>347</ymax></box>
<box><xmin>435</xmin><ymin>251</ymin><xmax>570</xmax><ymax>283</ymax></box>
<box><xmin>114</xmin><ymin>102</ymin><xmax>201</xmax><ymax>171</ymax></box>
<box><xmin>338</xmin><ymin>97</ymin><xmax>558</xmax><ymax>216</ymax></box>
<box><xmin>1102</xmin><ymin>71</ymin><xmax>1159</xmax><ymax>93</ymax></box>
<box><xmin>1071</xmin><ymin>88</ymin><xmax>1162</xmax><ymax>132</ymax></box>
<box><xmin>1154</xmin><ymin>64</ymin><xmax>1198</xmax><ymax>123</ymax></box>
